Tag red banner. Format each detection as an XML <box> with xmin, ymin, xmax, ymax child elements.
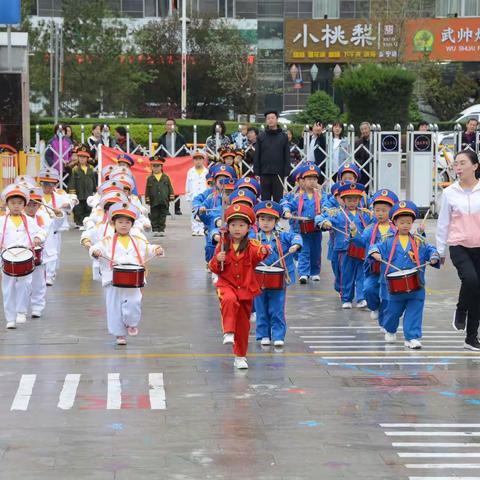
<box><xmin>100</xmin><ymin>146</ymin><xmax>193</xmax><ymax>195</ymax></box>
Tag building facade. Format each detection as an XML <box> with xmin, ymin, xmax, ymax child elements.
<box><xmin>30</xmin><ymin>0</ymin><xmax>480</xmax><ymax>115</ymax></box>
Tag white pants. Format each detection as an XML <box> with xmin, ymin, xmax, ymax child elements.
<box><xmin>92</xmin><ymin>259</ymin><xmax>101</xmax><ymax>282</ymax></box>
<box><xmin>31</xmin><ymin>264</ymin><xmax>47</xmax><ymax>314</ymax></box>
<box><xmin>2</xmin><ymin>272</ymin><xmax>32</xmax><ymax>323</ymax></box>
<box><xmin>55</xmin><ymin>232</ymin><xmax>62</xmax><ymax>270</ymax></box>
<box><xmin>104</xmin><ymin>284</ymin><xmax>142</xmax><ymax>336</ymax></box>
<box><xmin>45</xmin><ymin>260</ymin><xmax>56</xmax><ymax>281</ymax></box>
<box><xmin>191</xmin><ymin>213</ymin><xmax>204</xmax><ymax>234</ymax></box>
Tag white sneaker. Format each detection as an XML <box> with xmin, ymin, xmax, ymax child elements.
<box><xmin>274</xmin><ymin>340</ymin><xmax>285</xmax><ymax>347</ymax></box>
<box><xmin>211</xmin><ymin>273</ymin><xmax>218</xmax><ymax>285</ymax></box>
<box><xmin>16</xmin><ymin>313</ymin><xmax>27</xmax><ymax>324</ymax></box>
<box><xmin>299</xmin><ymin>276</ymin><xmax>308</xmax><ymax>284</ymax></box>
<box><xmin>342</xmin><ymin>302</ymin><xmax>353</xmax><ymax>309</ymax></box>
<box><xmin>405</xmin><ymin>339</ymin><xmax>422</xmax><ymax>349</ymax></box>
<box><xmin>234</xmin><ymin>357</ymin><xmax>249</xmax><ymax>369</ymax></box>
<box><xmin>356</xmin><ymin>300</ymin><xmax>368</xmax><ymax>308</ymax></box>
<box><xmin>260</xmin><ymin>337</ymin><xmax>271</xmax><ymax>346</ymax></box>
<box><xmin>311</xmin><ymin>275</ymin><xmax>320</xmax><ymax>282</ymax></box>
<box><xmin>370</xmin><ymin>310</ymin><xmax>379</xmax><ymax>320</ymax></box>
<box><xmin>79</xmin><ymin>226</ymin><xmax>85</xmax><ymax>231</ymax></box>
<box><xmin>385</xmin><ymin>332</ymin><xmax>397</xmax><ymax>343</ymax></box>
<box><xmin>223</xmin><ymin>333</ymin><xmax>234</xmax><ymax>345</ymax></box>
<box><xmin>46</xmin><ymin>278</ymin><xmax>54</xmax><ymax>286</ymax></box>
<box><xmin>379</xmin><ymin>326</ymin><xmax>386</xmax><ymax>334</ymax></box>
<box><xmin>250</xmin><ymin>312</ymin><xmax>256</xmax><ymax>322</ymax></box>
<box><xmin>6</xmin><ymin>321</ymin><xmax>16</xmax><ymax>329</ymax></box>
<box><xmin>31</xmin><ymin>311</ymin><xmax>42</xmax><ymax>318</ymax></box>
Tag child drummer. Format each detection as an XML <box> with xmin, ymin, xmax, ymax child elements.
<box><xmin>351</xmin><ymin>189</ymin><xmax>398</xmax><ymax>328</ymax></box>
<box><xmin>24</xmin><ymin>187</ymin><xmax>65</xmax><ymax>318</ymax></box>
<box><xmin>316</xmin><ymin>182</ymin><xmax>373</xmax><ymax>309</ymax></box>
<box><xmin>254</xmin><ymin>201</ymin><xmax>302</xmax><ymax>347</ymax></box>
<box><xmin>283</xmin><ymin>164</ymin><xmax>323</xmax><ymax>284</ymax></box>
<box><xmin>369</xmin><ymin>201</ymin><xmax>440</xmax><ymax>349</ymax></box>
<box><xmin>0</xmin><ymin>185</ymin><xmax>46</xmax><ymax>329</ymax></box>
<box><xmin>90</xmin><ymin>202</ymin><xmax>164</xmax><ymax>345</ymax></box>
<box><xmin>209</xmin><ymin>204</ymin><xmax>270</xmax><ymax>369</ymax></box>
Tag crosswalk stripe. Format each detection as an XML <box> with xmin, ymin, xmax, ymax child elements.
<box><xmin>324</xmin><ymin>356</ymin><xmax>477</xmax><ymax>359</ymax></box>
<box><xmin>400</xmin><ymin>453</ymin><xmax>480</xmax><ymax>458</ymax></box>
<box><xmin>148</xmin><ymin>373</ymin><xmax>166</xmax><ymax>410</ymax></box>
<box><xmin>11</xmin><ymin>374</ymin><xmax>36</xmax><ymax>411</ymax></box>
<box><xmin>409</xmin><ymin>477</ymin><xmax>480</xmax><ymax>479</ymax></box>
<box><xmin>383</xmin><ymin>424</ymin><xmax>480</xmax><ymax>428</ymax></box>
<box><xmin>395</xmin><ymin>443</ymin><xmax>480</xmax><ymax>448</ymax></box>
<box><xmin>107</xmin><ymin>373</ymin><xmax>121</xmax><ymax>410</ymax></box>
<box><xmin>305</xmin><ymin>340</ymin><xmax>461</xmax><ymax>344</ymax></box>
<box><xmin>326</xmin><ymin>362</ymin><xmax>452</xmax><ymax>366</ymax></box>
<box><xmin>386</xmin><ymin>432</ymin><xmax>480</xmax><ymax>437</ymax></box>
<box><xmin>57</xmin><ymin>374</ymin><xmax>81</xmax><ymax>410</ymax></box>
<box><xmin>406</xmin><ymin>464</ymin><xmax>480</xmax><ymax>469</ymax></box>
<box><xmin>309</xmin><ymin>345</ymin><xmax>465</xmax><ymax>349</ymax></box>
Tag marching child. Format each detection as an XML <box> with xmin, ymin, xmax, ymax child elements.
<box><xmin>185</xmin><ymin>151</ymin><xmax>209</xmax><ymax>236</ymax></box>
<box><xmin>283</xmin><ymin>164</ymin><xmax>323</xmax><ymax>284</ymax></box>
<box><xmin>90</xmin><ymin>202</ymin><xmax>164</xmax><ymax>345</ymax></box>
<box><xmin>369</xmin><ymin>201</ymin><xmax>440</xmax><ymax>349</ymax></box>
<box><xmin>0</xmin><ymin>185</ymin><xmax>46</xmax><ymax>328</ymax></box>
<box><xmin>68</xmin><ymin>146</ymin><xmax>97</xmax><ymax>229</ymax></box>
<box><xmin>145</xmin><ymin>156</ymin><xmax>174</xmax><ymax>237</ymax></box>
<box><xmin>24</xmin><ymin>187</ymin><xmax>65</xmax><ymax>318</ymax></box>
<box><xmin>254</xmin><ymin>201</ymin><xmax>302</xmax><ymax>347</ymax></box>
<box><xmin>209</xmin><ymin>204</ymin><xmax>270</xmax><ymax>369</ymax></box>
<box><xmin>351</xmin><ymin>189</ymin><xmax>398</xmax><ymax>327</ymax></box>
<box><xmin>316</xmin><ymin>182</ymin><xmax>373</xmax><ymax>309</ymax></box>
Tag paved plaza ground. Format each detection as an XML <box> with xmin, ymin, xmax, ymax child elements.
<box><xmin>0</xmin><ymin>214</ymin><xmax>478</xmax><ymax>480</ymax></box>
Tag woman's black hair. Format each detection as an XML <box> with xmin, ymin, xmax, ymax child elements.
<box><xmin>211</xmin><ymin>121</ymin><xmax>226</xmax><ymax>136</ymax></box>
<box><xmin>455</xmin><ymin>150</ymin><xmax>480</xmax><ymax>179</ymax></box>
<box><xmin>332</xmin><ymin>120</ymin><xmax>344</xmax><ymax>138</ymax></box>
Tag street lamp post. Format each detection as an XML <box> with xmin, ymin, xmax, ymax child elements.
<box><xmin>181</xmin><ymin>0</ymin><xmax>187</xmax><ymax>119</ymax></box>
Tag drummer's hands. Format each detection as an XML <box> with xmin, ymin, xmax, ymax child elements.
<box><xmin>289</xmin><ymin>244</ymin><xmax>300</xmax><ymax>254</ymax></box>
<box><xmin>322</xmin><ymin>220</ymin><xmax>332</xmax><ymax>230</ymax></box>
<box><xmin>82</xmin><ymin>241</ymin><xmax>92</xmax><ymax>250</ymax></box>
<box><xmin>349</xmin><ymin>222</ymin><xmax>357</xmax><ymax>233</ymax></box>
<box><xmin>429</xmin><ymin>255</ymin><xmax>439</xmax><ymax>265</ymax></box>
<box><xmin>417</xmin><ymin>224</ymin><xmax>426</xmax><ymax>234</ymax></box>
<box><xmin>33</xmin><ymin>237</ymin><xmax>42</xmax><ymax>247</ymax></box>
<box><xmin>92</xmin><ymin>249</ymin><xmax>101</xmax><ymax>259</ymax></box>
<box><xmin>284</xmin><ymin>212</ymin><xmax>293</xmax><ymax>219</ymax></box>
<box><xmin>155</xmin><ymin>246</ymin><xmax>164</xmax><ymax>257</ymax></box>
<box><xmin>213</xmin><ymin>233</ymin><xmax>220</xmax><ymax>243</ymax></box>
<box><xmin>217</xmin><ymin>251</ymin><xmax>226</xmax><ymax>263</ymax></box>
<box><xmin>53</xmin><ymin>208</ymin><xmax>63</xmax><ymax>217</ymax></box>
<box><xmin>61</xmin><ymin>202</ymin><xmax>70</xmax><ymax>209</ymax></box>
<box><xmin>199</xmin><ymin>206</ymin><xmax>206</xmax><ymax>214</ymax></box>
<box><xmin>371</xmin><ymin>253</ymin><xmax>382</xmax><ymax>262</ymax></box>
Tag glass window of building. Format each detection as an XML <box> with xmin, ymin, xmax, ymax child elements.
<box><xmin>313</xmin><ymin>0</ymin><xmax>340</xmax><ymax>18</ymax></box>
<box><xmin>37</xmin><ymin>0</ymin><xmax>63</xmax><ymax>17</ymax></box>
<box><xmin>218</xmin><ymin>0</ymin><xmax>235</xmax><ymax>17</ymax></box>
<box><xmin>435</xmin><ymin>0</ymin><xmax>479</xmax><ymax>16</ymax></box>
<box><xmin>339</xmin><ymin>0</ymin><xmax>370</xmax><ymax>18</ymax></box>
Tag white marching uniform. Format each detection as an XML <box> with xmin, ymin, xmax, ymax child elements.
<box><xmin>42</xmin><ymin>189</ymin><xmax>74</xmax><ymax>281</ymax></box>
<box><xmin>0</xmin><ymin>215</ymin><xmax>46</xmax><ymax>324</ymax></box>
<box><xmin>89</xmin><ymin>234</ymin><xmax>157</xmax><ymax>337</ymax></box>
<box><xmin>27</xmin><ymin>209</ymin><xmax>65</xmax><ymax>315</ymax></box>
<box><xmin>81</xmin><ymin>219</ymin><xmax>146</xmax><ymax>281</ymax></box>
<box><xmin>185</xmin><ymin>166</ymin><xmax>208</xmax><ymax>234</ymax></box>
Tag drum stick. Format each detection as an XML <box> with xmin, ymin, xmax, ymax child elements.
<box><xmin>415</xmin><ymin>261</ymin><xmax>431</xmax><ymax>270</ymax></box>
<box><xmin>270</xmin><ymin>250</ymin><xmax>294</xmax><ymax>268</ymax></box>
<box><xmin>143</xmin><ymin>251</ymin><xmax>165</xmax><ymax>265</ymax></box>
<box><xmin>329</xmin><ymin>225</ymin><xmax>351</xmax><ymax>238</ymax></box>
<box><xmin>290</xmin><ymin>215</ymin><xmax>310</xmax><ymax>221</ymax></box>
<box><xmin>376</xmin><ymin>257</ymin><xmax>402</xmax><ymax>272</ymax></box>
<box><xmin>31</xmin><ymin>199</ymin><xmax>57</xmax><ymax>213</ymax></box>
<box><xmin>420</xmin><ymin>207</ymin><xmax>431</xmax><ymax>228</ymax></box>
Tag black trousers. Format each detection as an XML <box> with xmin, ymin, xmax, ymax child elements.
<box><xmin>174</xmin><ymin>195</ymin><xmax>181</xmax><ymax>214</ymax></box>
<box><xmin>449</xmin><ymin>246</ymin><xmax>480</xmax><ymax>340</ymax></box>
<box><xmin>260</xmin><ymin>174</ymin><xmax>284</xmax><ymax>202</ymax></box>
<box><xmin>149</xmin><ymin>204</ymin><xmax>169</xmax><ymax>232</ymax></box>
<box><xmin>73</xmin><ymin>200</ymin><xmax>92</xmax><ymax>226</ymax></box>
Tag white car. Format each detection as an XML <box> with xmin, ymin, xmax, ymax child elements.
<box><xmin>452</xmin><ymin>104</ymin><xmax>480</xmax><ymax>124</ymax></box>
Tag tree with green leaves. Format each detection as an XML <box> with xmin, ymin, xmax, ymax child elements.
<box><xmin>297</xmin><ymin>91</ymin><xmax>340</xmax><ymax>125</ymax></box>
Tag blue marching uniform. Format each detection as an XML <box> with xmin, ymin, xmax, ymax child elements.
<box><xmin>253</xmin><ymin>229</ymin><xmax>303</xmax><ymax>342</ymax></box>
<box><xmin>284</xmin><ymin>190</ymin><xmax>323</xmax><ymax>278</ymax></box>
<box><xmin>369</xmin><ymin>232</ymin><xmax>440</xmax><ymax>340</ymax></box>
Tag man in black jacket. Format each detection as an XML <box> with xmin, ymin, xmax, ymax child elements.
<box><xmin>253</xmin><ymin>111</ymin><xmax>290</xmax><ymax>202</ymax></box>
<box><xmin>157</xmin><ymin>118</ymin><xmax>187</xmax><ymax>214</ymax></box>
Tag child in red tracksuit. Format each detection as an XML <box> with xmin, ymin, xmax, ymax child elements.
<box><xmin>209</xmin><ymin>203</ymin><xmax>270</xmax><ymax>370</ymax></box>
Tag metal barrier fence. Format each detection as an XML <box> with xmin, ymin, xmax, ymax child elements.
<box><xmin>34</xmin><ymin>122</ymin><xmax>480</xmax><ymax>214</ymax></box>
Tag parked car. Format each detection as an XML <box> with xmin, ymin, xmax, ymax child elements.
<box><xmin>452</xmin><ymin>104</ymin><xmax>480</xmax><ymax>124</ymax></box>
<box><xmin>279</xmin><ymin>109</ymin><xmax>302</xmax><ymax>125</ymax></box>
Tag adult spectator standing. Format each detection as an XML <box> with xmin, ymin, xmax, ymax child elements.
<box><xmin>45</xmin><ymin>124</ymin><xmax>73</xmax><ymax>172</ymax></box>
<box><xmin>461</xmin><ymin>118</ymin><xmax>478</xmax><ymax>151</ymax></box>
<box><xmin>436</xmin><ymin>150</ymin><xmax>480</xmax><ymax>350</ymax></box>
<box><xmin>114</xmin><ymin>126</ymin><xmax>136</xmax><ymax>153</ymax></box>
<box><xmin>304</xmin><ymin>121</ymin><xmax>327</xmax><ymax>181</ymax></box>
<box><xmin>205</xmin><ymin>121</ymin><xmax>231</xmax><ymax>159</ymax></box>
<box><xmin>354</xmin><ymin>121</ymin><xmax>374</xmax><ymax>191</ymax></box>
<box><xmin>287</xmin><ymin>128</ymin><xmax>301</xmax><ymax>167</ymax></box>
<box><xmin>244</xmin><ymin>126</ymin><xmax>258</xmax><ymax>173</ymax></box>
<box><xmin>157</xmin><ymin>118</ymin><xmax>187</xmax><ymax>214</ymax></box>
<box><xmin>331</xmin><ymin>121</ymin><xmax>350</xmax><ymax>174</ymax></box>
<box><xmin>87</xmin><ymin>124</ymin><xmax>102</xmax><ymax>153</ymax></box>
<box><xmin>253</xmin><ymin>111</ymin><xmax>290</xmax><ymax>202</ymax></box>
<box><xmin>232</xmin><ymin>124</ymin><xmax>249</xmax><ymax>149</ymax></box>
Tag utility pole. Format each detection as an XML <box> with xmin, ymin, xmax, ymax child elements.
<box><xmin>180</xmin><ymin>0</ymin><xmax>187</xmax><ymax>119</ymax></box>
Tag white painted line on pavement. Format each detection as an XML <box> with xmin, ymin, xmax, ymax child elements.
<box><xmin>324</xmin><ymin>356</ymin><xmax>476</xmax><ymax>359</ymax></box>
<box><xmin>327</xmin><ymin>362</ymin><xmax>453</xmax><ymax>366</ymax></box>
<box><xmin>409</xmin><ymin>477</ymin><xmax>480</xmax><ymax>479</ymax></box>
<box><xmin>396</xmin><ymin>443</ymin><xmax>480</xmax><ymax>448</ymax></box>
<box><xmin>383</xmin><ymin>425</ymin><xmax>480</xmax><ymax>428</ymax></box>
<box><xmin>387</xmin><ymin>432</ymin><xmax>480</xmax><ymax>437</ymax></box>
<box><xmin>305</xmin><ymin>340</ymin><xmax>461</xmax><ymax>343</ymax></box>
<box><xmin>148</xmin><ymin>373</ymin><xmax>166</xmax><ymax>410</ymax></box>
<box><xmin>10</xmin><ymin>374</ymin><xmax>36</xmax><ymax>411</ymax></box>
<box><xmin>400</xmin><ymin>453</ymin><xmax>480</xmax><ymax>458</ymax></box>
<box><xmin>57</xmin><ymin>374</ymin><xmax>81</xmax><ymax>410</ymax></box>
<box><xmin>406</xmin><ymin>464</ymin><xmax>480</xmax><ymax>469</ymax></box>
<box><xmin>107</xmin><ymin>373</ymin><xmax>121</xmax><ymax>410</ymax></box>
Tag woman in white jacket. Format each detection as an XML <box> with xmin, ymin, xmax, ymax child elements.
<box><xmin>185</xmin><ymin>152</ymin><xmax>209</xmax><ymax>236</ymax></box>
<box><xmin>436</xmin><ymin>150</ymin><xmax>480</xmax><ymax>350</ymax></box>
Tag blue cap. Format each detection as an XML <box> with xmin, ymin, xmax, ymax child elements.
<box><xmin>116</xmin><ymin>153</ymin><xmax>135</xmax><ymax>166</ymax></box>
<box><xmin>338</xmin><ymin>182</ymin><xmax>366</xmax><ymax>197</ymax></box>
<box><xmin>301</xmin><ymin>163</ymin><xmax>322</xmax><ymax>179</ymax></box>
<box><xmin>371</xmin><ymin>189</ymin><xmax>399</xmax><ymax>207</ymax></box>
<box><xmin>254</xmin><ymin>200</ymin><xmax>282</xmax><ymax>219</ymax></box>
<box><xmin>235</xmin><ymin>177</ymin><xmax>261</xmax><ymax>196</ymax></box>
<box><xmin>337</xmin><ymin>162</ymin><xmax>360</xmax><ymax>179</ymax></box>
<box><xmin>229</xmin><ymin>188</ymin><xmax>257</xmax><ymax>206</ymax></box>
<box><xmin>331</xmin><ymin>180</ymin><xmax>349</xmax><ymax>196</ymax></box>
<box><xmin>210</xmin><ymin>164</ymin><xmax>237</xmax><ymax>180</ymax></box>
<box><xmin>218</xmin><ymin>178</ymin><xmax>236</xmax><ymax>190</ymax></box>
<box><xmin>390</xmin><ymin>200</ymin><xmax>419</xmax><ymax>220</ymax></box>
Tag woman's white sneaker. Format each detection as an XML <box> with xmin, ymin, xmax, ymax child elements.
<box><xmin>234</xmin><ymin>357</ymin><xmax>248</xmax><ymax>369</ymax></box>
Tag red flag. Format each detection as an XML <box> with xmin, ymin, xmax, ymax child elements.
<box><xmin>100</xmin><ymin>146</ymin><xmax>192</xmax><ymax>195</ymax></box>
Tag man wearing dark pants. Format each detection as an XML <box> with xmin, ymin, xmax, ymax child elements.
<box><xmin>253</xmin><ymin>111</ymin><xmax>290</xmax><ymax>202</ymax></box>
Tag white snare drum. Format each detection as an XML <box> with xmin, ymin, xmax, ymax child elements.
<box><xmin>2</xmin><ymin>247</ymin><xmax>35</xmax><ymax>277</ymax></box>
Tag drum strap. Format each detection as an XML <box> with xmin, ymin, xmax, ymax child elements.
<box><xmin>111</xmin><ymin>233</ymin><xmax>143</xmax><ymax>268</ymax></box>
<box><xmin>36</xmin><ymin>215</ymin><xmax>44</xmax><ymax>228</ymax></box>
<box><xmin>103</xmin><ymin>219</ymin><xmax>109</xmax><ymax>237</ymax></box>
<box><xmin>51</xmin><ymin>192</ymin><xmax>57</xmax><ymax>208</ymax></box>
<box><xmin>21</xmin><ymin>215</ymin><xmax>35</xmax><ymax>250</ymax></box>
<box><xmin>385</xmin><ymin>233</ymin><xmax>420</xmax><ymax>276</ymax></box>
<box><xmin>369</xmin><ymin>223</ymin><xmax>380</xmax><ymax>247</ymax></box>
<box><xmin>0</xmin><ymin>215</ymin><xmax>34</xmax><ymax>251</ymax></box>
<box><xmin>297</xmin><ymin>191</ymin><xmax>321</xmax><ymax>217</ymax></box>
<box><xmin>274</xmin><ymin>234</ymin><xmax>290</xmax><ymax>284</ymax></box>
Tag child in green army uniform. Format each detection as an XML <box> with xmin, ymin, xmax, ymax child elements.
<box><xmin>146</xmin><ymin>156</ymin><xmax>175</xmax><ymax>237</ymax></box>
<box><xmin>68</xmin><ymin>145</ymin><xmax>97</xmax><ymax>229</ymax></box>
